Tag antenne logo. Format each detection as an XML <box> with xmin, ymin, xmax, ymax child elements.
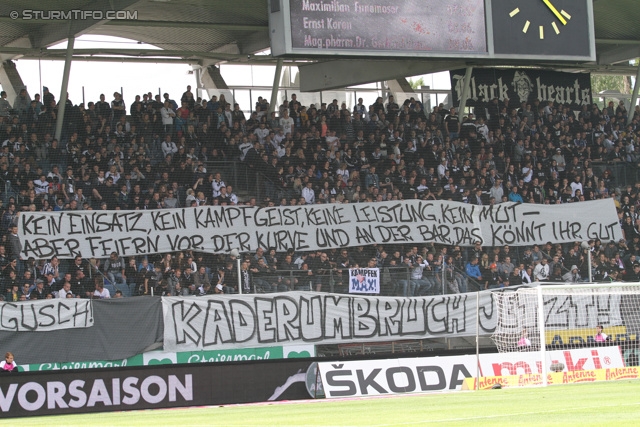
<box><xmin>605</xmin><ymin>367</ymin><xmax>638</xmax><ymax>381</ymax></box>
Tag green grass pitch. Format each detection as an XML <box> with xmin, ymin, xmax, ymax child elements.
<box><xmin>5</xmin><ymin>380</ymin><xmax>640</xmax><ymax>426</ymax></box>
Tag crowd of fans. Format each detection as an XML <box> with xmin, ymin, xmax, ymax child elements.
<box><xmin>1</xmin><ymin>82</ymin><xmax>640</xmax><ymax>300</ymax></box>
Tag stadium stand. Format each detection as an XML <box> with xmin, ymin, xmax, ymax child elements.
<box><xmin>1</xmin><ymin>85</ymin><xmax>640</xmax><ymax>299</ymax></box>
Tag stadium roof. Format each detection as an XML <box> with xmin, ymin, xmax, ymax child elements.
<box><xmin>0</xmin><ymin>1</ymin><xmax>638</xmax><ymax>77</ymax></box>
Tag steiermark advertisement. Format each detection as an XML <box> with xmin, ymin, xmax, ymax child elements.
<box><xmin>18</xmin><ymin>345</ymin><xmax>315</xmax><ymax>372</ymax></box>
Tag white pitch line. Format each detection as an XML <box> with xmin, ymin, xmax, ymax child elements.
<box><xmin>359</xmin><ymin>401</ymin><xmax>640</xmax><ymax>426</ymax></box>
<box><xmin>199</xmin><ymin>400</ymin><xmax>640</xmax><ymax>427</ymax></box>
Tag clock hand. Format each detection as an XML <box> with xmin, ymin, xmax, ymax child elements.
<box><xmin>542</xmin><ymin>0</ymin><xmax>568</xmax><ymax>25</ymax></box>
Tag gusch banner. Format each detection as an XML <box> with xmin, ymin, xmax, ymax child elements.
<box><xmin>450</xmin><ymin>68</ymin><xmax>592</xmax><ymax>111</ymax></box>
<box><xmin>162</xmin><ymin>291</ymin><xmax>498</xmax><ymax>352</ymax></box>
<box><xmin>18</xmin><ymin>199</ymin><xmax>620</xmax><ymax>259</ymax></box>
<box><xmin>0</xmin><ymin>299</ymin><xmax>93</xmax><ymax>332</ymax></box>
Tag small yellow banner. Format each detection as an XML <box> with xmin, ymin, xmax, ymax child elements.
<box><xmin>463</xmin><ymin>367</ymin><xmax>640</xmax><ymax>390</ymax></box>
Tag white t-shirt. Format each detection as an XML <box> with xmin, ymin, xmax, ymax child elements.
<box><xmin>533</xmin><ymin>263</ymin><xmax>549</xmax><ymax>280</ymax></box>
<box><xmin>253</xmin><ymin>127</ymin><xmax>269</xmax><ymax>144</ymax></box>
<box><xmin>94</xmin><ymin>288</ymin><xmax>111</xmax><ymax>299</ymax></box>
<box><xmin>34</xmin><ymin>178</ymin><xmax>49</xmax><ymax>194</ymax></box>
<box><xmin>570</xmin><ymin>181</ymin><xmax>583</xmax><ymax>197</ymax></box>
<box><xmin>58</xmin><ymin>288</ymin><xmax>73</xmax><ymax>299</ymax></box>
<box><xmin>161</xmin><ymin>107</ymin><xmax>175</xmax><ymax>125</ymax></box>
<box><xmin>279</xmin><ymin>117</ymin><xmax>294</xmax><ymax>135</ymax></box>
<box><xmin>301</xmin><ymin>186</ymin><xmax>315</xmax><ymax>204</ymax></box>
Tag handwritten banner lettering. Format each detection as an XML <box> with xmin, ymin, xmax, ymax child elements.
<box><xmin>18</xmin><ymin>199</ymin><xmax>621</xmax><ymax>259</ymax></box>
<box><xmin>495</xmin><ymin>293</ymin><xmax>624</xmax><ymax>333</ymax></box>
<box><xmin>0</xmin><ymin>299</ymin><xmax>93</xmax><ymax>332</ymax></box>
<box><xmin>161</xmin><ymin>291</ymin><xmax>497</xmax><ymax>352</ymax></box>
<box><xmin>349</xmin><ymin>268</ymin><xmax>380</xmax><ymax>294</ymax></box>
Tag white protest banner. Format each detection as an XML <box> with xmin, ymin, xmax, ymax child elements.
<box><xmin>18</xmin><ymin>199</ymin><xmax>621</xmax><ymax>259</ymax></box>
<box><xmin>494</xmin><ymin>292</ymin><xmax>624</xmax><ymax>335</ymax></box>
<box><xmin>0</xmin><ymin>299</ymin><xmax>93</xmax><ymax>332</ymax></box>
<box><xmin>349</xmin><ymin>268</ymin><xmax>380</xmax><ymax>294</ymax></box>
<box><xmin>161</xmin><ymin>291</ymin><xmax>497</xmax><ymax>352</ymax></box>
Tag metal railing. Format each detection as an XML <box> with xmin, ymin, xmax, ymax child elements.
<box><xmin>248</xmin><ymin>264</ymin><xmax>484</xmax><ymax>296</ymax></box>
<box><xmin>590</xmin><ymin>161</ymin><xmax>640</xmax><ymax>190</ymax></box>
<box><xmin>214</xmin><ymin>84</ymin><xmax>452</xmax><ymax>118</ymax></box>
<box><xmin>202</xmin><ymin>160</ymin><xmax>257</xmax><ymax>197</ymax></box>
<box><xmin>1</xmin><ymin>178</ymin><xmax>19</xmax><ymax>204</ymax></box>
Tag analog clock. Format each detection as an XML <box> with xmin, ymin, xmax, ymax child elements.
<box><xmin>491</xmin><ymin>0</ymin><xmax>594</xmax><ymax>59</ymax></box>
<box><xmin>510</xmin><ymin>0</ymin><xmax>571</xmax><ymax>40</ymax></box>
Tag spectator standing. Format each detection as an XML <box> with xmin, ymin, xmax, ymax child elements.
<box><xmin>111</xmin><ymin>92</ymin><xmax>126</xmax><ymax>124</ymax></box>
<box><xmin>0</xmin><ymin>91</ymin><xmax>12</xmax><ymax>116</ymax></box>
<box><xmin>279</xmin><ymin>110</ymin><xmax>294</xmax><ymax>136</ymax></box>
<box><xmin>13</xmin><ymin>89</ymin><xmax>30</xmax><ymax>118</ymax></box>
<box><xmin>444</xmin><ymin>108</ymin><xmax>460</xmax><ymax>140</ymax></box>
<box><xmin>7</xmin><ymin>225</ymin><xmax>22</xmax><ymax>275</ymax></box>
<box><xmin>160</xmin><ymin>101</ymin><xmax>176</xmax><ymax>134</ymax></box>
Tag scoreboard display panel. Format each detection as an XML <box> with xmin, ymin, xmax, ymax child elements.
<box><xmin>269</xmin><ymin>0</ymin><xmax>595</xmax><ymax>61</ymax></box>
<box><xmin>288</xmin><ymin>0</ymin><xmax>487</xmax><ymax>55</ymax></box>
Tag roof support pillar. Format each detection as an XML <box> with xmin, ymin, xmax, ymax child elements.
<box><xmin>269</xmin><ymin>58</ymin><xmax>283</xmax><ymax>114</ymax></box>
<box><xmin>0</xmin><ymin>61</ymin><xmax>29</xmax><ymax>104</ymax></box>
<box><xmin>628</xmin><ymin>62</ymin><xmax>640</xmax><ymax>126</ymax></box>
<box><xmin>200</xmin><ymin>65</ymin><xmax>232</xmax><ymax>101</ymax></box>
<box><xmin>54</xmin><ymin>36</ymin><xmax>74</xmax><ymax>143</ymax></box>
<box><xmin>457</xmin><ymin>66</ymin><xmax>473</xmax><ymax>115</ymax></box>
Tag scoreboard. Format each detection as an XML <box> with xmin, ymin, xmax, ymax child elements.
<box><xmin>269</xmin><ymin>0</ymin><xmax>595</xmax><ymax>61</ymax></box>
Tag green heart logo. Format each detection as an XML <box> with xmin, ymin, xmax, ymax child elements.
<box><xmin>286</xmin><ymin>351</ymin><xmax>310</xmax><ymax>358</ymax></box>
<box><xmin>147</xmin><ymin>358</ymin><xmax>173</xmax><ymax>366</ymax></box>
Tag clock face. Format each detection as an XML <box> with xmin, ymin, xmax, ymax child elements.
<box><xmin>491</xmin><ymin>0</ymin><xmax>594</xmax><ymax>59</ymax></box>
